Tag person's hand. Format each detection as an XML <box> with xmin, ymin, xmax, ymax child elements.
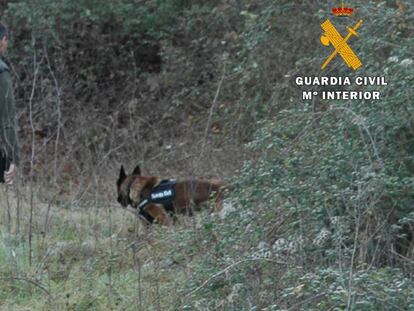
<box><xmin>4</xmin><ymin>163</ymin><xmax>16</xmax><ymax>185</ymax></box>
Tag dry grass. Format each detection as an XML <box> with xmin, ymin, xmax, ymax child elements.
<box><xmin>0</xmin><ymin>184</ymin><xmax>196</xmax><ymax>310</ymax></box>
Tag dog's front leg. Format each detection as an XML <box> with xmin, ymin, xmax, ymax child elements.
<box><xmin>145</xmin><ymin>204</ymin><xmax>172</xmax><ymax>226</ymax></box>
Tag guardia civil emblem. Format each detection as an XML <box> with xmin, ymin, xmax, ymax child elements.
<box><xmin>320</xmin><ymin>1</ymin><xmax>363</xmax><ymax>70</ymax></box>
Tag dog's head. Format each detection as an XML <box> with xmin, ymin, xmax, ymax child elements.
<box><xmin>117</xmin><ymin>165</ymin><xmax>141</xmax><ymax>207</ymax></box>
<box><xmin>116</xmin><ymin>165</ymin><xmax>160</xmax><ymax>208</ymax></box>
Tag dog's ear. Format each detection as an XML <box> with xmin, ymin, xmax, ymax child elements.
<box><xmin>132</xmin><ymin>165</ymin><xmax>141</xmax><ymax>176</ymax></box>
<box><xmin>118</xmin><ymin>165</ymin><xmax>127</xmax><ymax>186</ymax></box>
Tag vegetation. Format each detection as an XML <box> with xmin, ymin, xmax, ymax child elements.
<box><xmin>0</xmin><ymin>0</ymin><xmax>413</xmax><ymax>310</ymax></box>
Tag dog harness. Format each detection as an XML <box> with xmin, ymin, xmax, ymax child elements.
<box><xmin>137</xmin><ymin>179</ymin><xmax>176</xmax><ymax>212</ymax></box>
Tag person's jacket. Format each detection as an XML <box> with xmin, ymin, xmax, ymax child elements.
<box><xmin>0</xmin><ymin>58</ymin><xmax>19</xmax><ymax>165</ymax></box>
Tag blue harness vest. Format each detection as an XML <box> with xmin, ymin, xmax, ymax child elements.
<box><xmin>137</xmin><ymin>179</ymin><xmax>176</xmax><ymax>212</ymax></box>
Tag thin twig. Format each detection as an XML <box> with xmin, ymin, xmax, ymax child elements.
<box><xmin>287</xmin><ymin>292</ymin><xmax>326</xmax><ymax>311</ymax></box>
<box><xmin>198</xmin><ymin>63</ymin><xmax>226</xmax><ymax>162</ymax></box>
<box><xmin>0</xmin><ymin>276</ymin><xmax>52</xmax><ymax>298</ymax></box>
<box><xmin>28</xmin><ymin>33</ymin><xmax>42</xmax><ymax>267</ymax></box>
<box><xmin>44</xmin><ymin>46</ymin><xmax>63</xmax><ymax>185</ymax></box>
<box><xmin>185</xmin><ymin>257</ymin><xmax>286</xmax><ymax>297</ymax></box>
<box><xmin>346</xmin><ymin>203</ymin><xmax>361</xmax><ymax>311</ymax></box>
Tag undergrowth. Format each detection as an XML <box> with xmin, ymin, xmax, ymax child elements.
<box><xmin>0</xmin><ymin>0</ymin><xmax>413</xmax><ymax>310</ymax></box>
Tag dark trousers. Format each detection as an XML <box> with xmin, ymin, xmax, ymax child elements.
<box><xmin>0</xmin><ymin>151</ymin><xmax>10</xmax><ymax>183</ymax></box>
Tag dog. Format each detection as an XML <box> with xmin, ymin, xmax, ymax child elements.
<box><xmin>116</xmin><ymin>165</ymin><xmax>228</xmax><ymax>225</ymax></box>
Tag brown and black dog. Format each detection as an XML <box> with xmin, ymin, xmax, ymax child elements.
<box><xmin>116</xmin><ymin>165</ymin><xmax>227</xmax><ymax>225</ymax></box>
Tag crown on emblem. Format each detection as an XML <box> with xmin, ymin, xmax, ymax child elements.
<box><xmin>332</xmin><ymin>1</ymin><xmax>354</xmax><ymax>16</ymax></box>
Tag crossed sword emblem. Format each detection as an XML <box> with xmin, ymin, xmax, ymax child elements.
<box><xmin>321</xmin><ymin>19</ymin><xmax>363</xmax><ymax>70</ymax></box>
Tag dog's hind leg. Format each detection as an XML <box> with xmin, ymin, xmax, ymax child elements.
<box><xmin>212</xmin><ymin>184</ymin><xmax>228</xmax><ymax>212</ymax></box>
<box><xmin>185</xmin><ymin>199</ymin><xmax>196</xmax><ymax>216</ymax></box>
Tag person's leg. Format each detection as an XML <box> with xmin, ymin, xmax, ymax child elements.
<box><xmin>0</xmin><ymin>151</ymin><xmax>10</xmax><ymax>183</ymax></box>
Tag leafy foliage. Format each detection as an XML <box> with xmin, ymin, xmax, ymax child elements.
<box><xmin>0</xmin><ymin>0</ymin><xmax>413</xmax><ymax>310</ymax></box>
<box><xmin>175</xmin><ymin>1</ymin><xmax>414</xmax><ymax>309</ymax></box>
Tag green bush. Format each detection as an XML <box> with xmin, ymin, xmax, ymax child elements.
<box><xmin>280</xmin><ymin>267</ymin><xmax>414</xmax><ymax>311</ymax></box>
<box><xmin>5</xmin><ymin>0</ymin><xmax>189</xmax><ymax>84</ymax></box>
<box><xmin>179</xmin><ymin>1</ymin><xmax>414</xmax><ymax>309</ymax></box>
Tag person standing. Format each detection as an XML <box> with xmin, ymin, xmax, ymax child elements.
<box><xmin>0</xmin><ymin>22</ymin><xmax>19</xmax><ymax>185</ymax></box>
